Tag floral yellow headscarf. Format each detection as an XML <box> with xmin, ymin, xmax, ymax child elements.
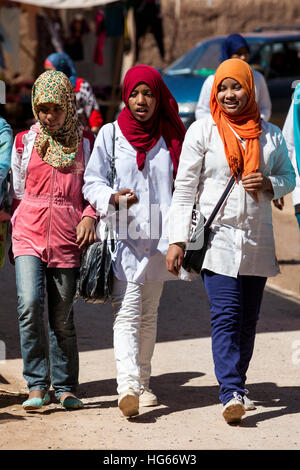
<box><xmin>32</xmin><ymin>70</ymin><xmax>83</xmax><ymax>169</ymax></box>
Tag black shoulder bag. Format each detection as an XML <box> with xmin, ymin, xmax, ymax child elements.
<box><xmin>182</xmin><ymin>174</ymin><xmax>236</xmax><ymax>274</ymax></box>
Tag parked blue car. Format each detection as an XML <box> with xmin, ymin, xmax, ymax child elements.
<box><xmin>161</xmin><ymin>28</ymin><xmax>300</xmax><ymax>128</ymax></box>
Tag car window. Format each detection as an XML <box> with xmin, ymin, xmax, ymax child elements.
<box><xmin>269</xmin><ymin>41</ymin><xmax>300</xmax><ymax>77</ymax></box>
<box><xmin>247</xmin><ymin>41</ymin><xmax>266</xmax><ymax>60</ymax></box>
<box><xmin>164</xmin><ymin>39</ymin><xmax>224</xmax><ymax>76</ymax></box>
<box><xmin>249</xmin><ymin>42</ymin><xmax>272</xmax><ymax>76</ymax></box>
<box><xmin>250</xmin><ymin>40</ymin><xmax>300</xmax><ymax>78</ymax></box>
<box><xmin>164</xmin><ymin>45</ymin><xmax>205</xmax><ymax>75</ymax></box>
<box><xmin>193</xmin><ymin>40</ymin><xmax>223</xmax><ymax>75</ymax></box>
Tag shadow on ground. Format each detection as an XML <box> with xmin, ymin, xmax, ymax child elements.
<box><xmin>0</xmin><ymin>250</ymin><xmax>299</xmax><ymax>361</ymax></box>
<box><xmin>2</xmin><ymin>370</ymin><xmax>298</xmax><ymax>429</ymax></box>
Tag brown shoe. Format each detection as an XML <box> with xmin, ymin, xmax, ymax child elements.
<box><xmin>223</xmin><ymin>396</ymin><xmax>245</xmax><ymax>424</ymax></box>
<box><xmin>118</xmin><ymin>389</ymin><xmax>139</xmax><ymax>417</ymax></box>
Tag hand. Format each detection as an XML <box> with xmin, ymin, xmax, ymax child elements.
<box><xmin>242</xmin><ymin>172</ymin><xmax>273</xmax><ymax>194</ymax></box>
<box><xmin>0</xmin><ymin>209</ymin><xmax>11</xmax><ymax>222</ymax></box>
<box><xmin>114</xmin><ymin>188</ymin><xmax>138</xmax><ymax>209</ymax></box>
<box><xmin>166</xmin><ymin>243</ymin><xmax>185</xmax><ymax>276</ymax></box>
<box><xmin>76</xmin><ymin>216</ymin><xmax>97</xmax><ymax>249</ymax></box>
<box><xmin>272</xmin><ymin>197</ymin><xmax>284</xmax><ymax>210</ymax></box>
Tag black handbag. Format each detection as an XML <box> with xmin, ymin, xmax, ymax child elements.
<box><xmin>182</xmin><ymin>174</ymin><xmax>236</xmax><ymax>274</ymax></box>
<box><xmin>65</xmin><ymin>223</ymin><xmax>115</xmax><ymax>321</ymax></box>
<box><xmin>76</xmin><ymin>223</ymin><xmax>115</xmax><ymax>304</ymax></box>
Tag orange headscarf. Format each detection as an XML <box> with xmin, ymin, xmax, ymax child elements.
<box><xmin>210</xmin><ymin>58</ymin><xmax>262</xmax><ymax>179</ymax></box>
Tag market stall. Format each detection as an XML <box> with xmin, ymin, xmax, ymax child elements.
<box><xmin>0</xmin><ymin>0</ymin><xmax>127</xmax><ymax>130</ymax></box>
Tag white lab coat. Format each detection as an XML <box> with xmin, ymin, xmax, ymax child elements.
<box><xmin>195</xmin><ymin>70</ymin><xmax>272</xmax><ymax>122</ymax></box>
<box><xmin>83</xmin><ymin>121</ymin><xmax>177</xmax><ymax>284</ymax></box>
<box><xmin>169</xmin><ymin>116</ymin><xmax>296</xmax><ymax>278</ymax></box>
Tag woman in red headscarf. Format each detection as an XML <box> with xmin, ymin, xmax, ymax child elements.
<box><xmin>166</xmin><ymin>59</ymin><xmax>295</xmax><ymax>424</ymax></box>
<box><xmin>83</xmin><ymin>65</ymin><xmax>185</xmax><ymax>417</ymax></box>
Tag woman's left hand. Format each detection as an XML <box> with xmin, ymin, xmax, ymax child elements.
<box><xmin>242</xmin><ymin>172</ymin><xmax>273</xmax><ymax>194</ymax></box>
<box><xmin>166</xmin><ymin>243</ymin><xmax>185</xmax><ymax>276</ymax></box>
<box><xmin>76</xmin><ymin>216</ymin><xmax>97</xmax><ymax>249</ymax></box>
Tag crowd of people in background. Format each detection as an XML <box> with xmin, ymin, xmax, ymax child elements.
<box><xmin>0</xmin><ymin>31</ymin><xmax>299</xmax><ymax>425</ymax></box>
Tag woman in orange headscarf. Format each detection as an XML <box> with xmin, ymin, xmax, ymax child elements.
<box><xmin>166</xmin><ymin>59</ymin><xmax>295</xmax><ymax>424</ymax></box>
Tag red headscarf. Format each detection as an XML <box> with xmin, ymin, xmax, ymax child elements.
<box><xmin>117</xmin><ymin>65</ymin><xmax>186</xmax><ymax>176</ymax></box>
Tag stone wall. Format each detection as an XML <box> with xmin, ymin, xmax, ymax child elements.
<box><xmin>137</xmin><ymin>0</ymin><xmax>300</xmax><ymax>67</ymax></box>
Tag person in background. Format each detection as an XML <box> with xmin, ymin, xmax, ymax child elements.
<box><xmin>132</xmin><ymin>0</ymin><xmax>165</xmax><ymax>62</ymax></box>
<box><xmin>282</xmin><ymin>83</ymin><xmax>300</xmax><ymax>231</ymax></box>
<box><xmin>83</xmin><ymin>64</ymin><xmax>185</xmax><ymax>418</ymax></box>
<box><xmin>195</xmin><ymin>33</ymin><xmax>272</xmax><ymax>122</ymax></box>
<box><xmin>0</xmin><ymin>115</ymin><xmax>13</xmax><ymax>269</ymax></box>
<box><xmin>10</xmin><ymin>71</ymin><xmax>97</xmax><ymax>411</ymax></box>
<box><xmin>44</xmin><ymin>52</ymin><xmax>103</xmax><ymax>134</ymax></box>
<box><xmin>0</xmin><ymin>115</ymin><xmax>12</xmax><ymax>223</ymax></box>
<box><xmin>167</xmin><ymin>59</ymin><xmax>295</xmax><ymax>424</ymax></box>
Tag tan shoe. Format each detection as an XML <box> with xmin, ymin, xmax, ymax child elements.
<box><xmin>139</xmin><ymin>387</ymin><xmax>158</xmax><ymax>407</ymax></box>
<box><xmin>223</xmin><ymin>396</ymin><xmax>245</xmax><ymax>424</ymax></box>
<box><xmin>118</xmin><ymin>389</ymin><xmax>139</xmax><ymax>417</ymax></box>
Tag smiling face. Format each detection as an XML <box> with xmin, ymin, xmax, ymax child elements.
<box><xmin>128</xmin><ymin>83</ymin><xmax>157</xmax><ymax>122</ymax></box>
<box><xmin>37</xmin><ymin>102</ymin><xmax>66</xmax><ymax>132</ymax></box>
<box><xmin>217</xmin><ymin>78</ymin><xmax>248</xmax><ymax>115</ymax></box>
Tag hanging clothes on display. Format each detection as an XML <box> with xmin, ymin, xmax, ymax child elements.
<box><xmin>65</xmin><ymin>15</ymin><xmax>90</xmax><ymax>61</ymax></box>
<box><xmin>36</xmin><ymin>11</ymin><xmax>64</xmax><ymax>75</ymax></box>
<box><xmin>93</xmin><ymin>9</ymin><xmax>106</xmax><ymax>66</ymax></box>
<box><xmin>133</xmin><ymin>0</ymin><xmax>165</xmax><ymax>61</ymax></box>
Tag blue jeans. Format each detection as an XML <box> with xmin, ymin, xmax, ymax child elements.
<box><xmin>203</xmin><ymin>270</ymin><xmax>267</xmax><ymax>405</ymax></box>
<box><xmin>15</xmin><ymin>255</ymin><xmax>79</xmax><ymax>399</ymax></box>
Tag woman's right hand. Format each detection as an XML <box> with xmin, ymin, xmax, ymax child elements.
<box><xmin>166</xmin><ymin>243</ymin><xmax>185</xmax><ymax>276</ymax></box>
<box><xmin>273</xmin><ymin>197</ymin><xmax>284</xmax><ymax>210</ymax></box>
<box><xmin>114</xmin><ymin>188</ymin><xmax>138</xmax><ymax>209</ymax></box>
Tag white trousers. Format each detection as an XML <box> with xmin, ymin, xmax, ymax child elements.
<box><xmin>111</xmin><ymin>278</ymin><xmax>164</xmax><ymax>394</ymax></box>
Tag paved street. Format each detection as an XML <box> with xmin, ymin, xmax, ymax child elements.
<box><xmin>0</xmin><ymin>195</ymin><xmax>299</xmax><ymax>451</ymax></box>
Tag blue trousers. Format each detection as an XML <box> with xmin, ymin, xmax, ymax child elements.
<box><xmin>15</xmin><ymin>255</ymin><xmax>79</xmax><ymax>400</ymax></box>
<box><xmin>203</xmin><ymin>270</ymin><xmax>267</xmax><ymax>405</ymax></box>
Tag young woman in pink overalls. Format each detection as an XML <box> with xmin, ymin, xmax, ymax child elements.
<box><xmin>10</xmin><ymin>71</ymin><xmax>97</xmax><ymax>411</ymax></box>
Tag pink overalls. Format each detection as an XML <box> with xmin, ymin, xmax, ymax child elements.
<box><xmin>12</xmin><ymin>140</ymin><xmax>96</xmax><ymax>267</ymax></box>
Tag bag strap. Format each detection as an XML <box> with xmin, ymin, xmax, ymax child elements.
<box><xmin>101</xmin><ymin>123</ymin><xmax>116</xmax><ymax>244</ymax></box>
<box><xmin>204</xmin><ymin>173</ymin><xmax>237</xmax><ymax>229</ymax></box>
<box><xmin>107</xmin><ymin>123</ymin><xmax>116</xmax><ymax>249</ymax></box>
<box><xmin>109</xmin><ymin>122</ymin><xmax>116</xmax><ymax>187</ymax></box>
